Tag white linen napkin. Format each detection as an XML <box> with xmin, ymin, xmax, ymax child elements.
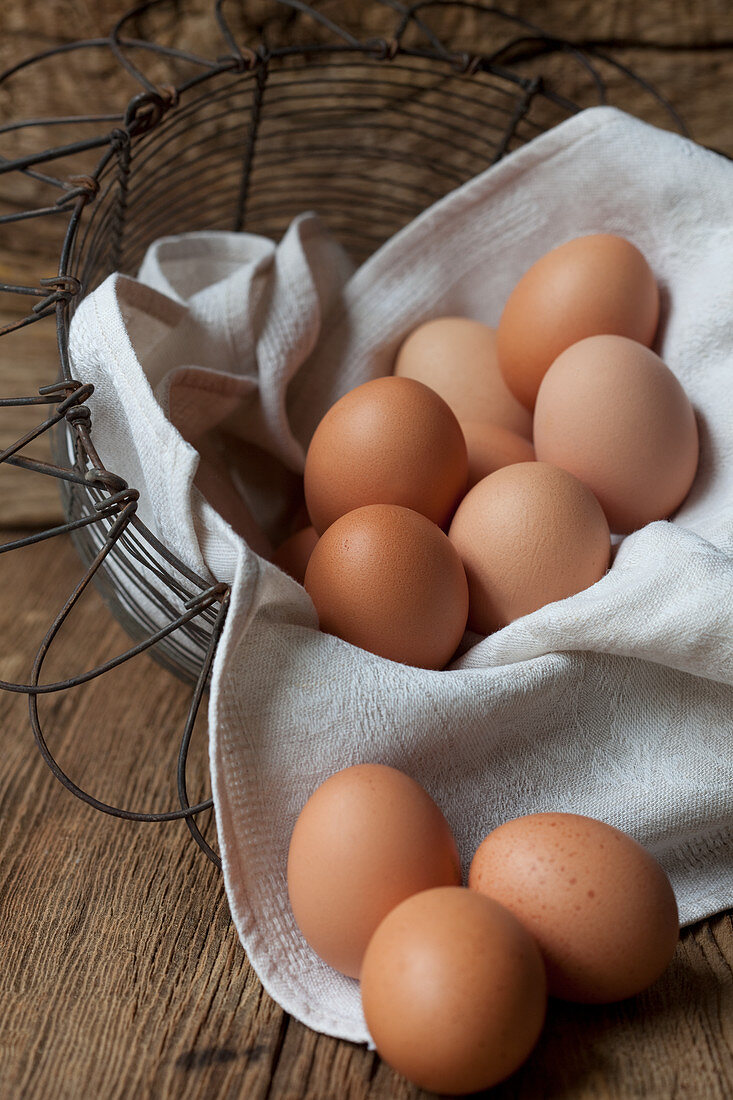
<box><xmin>69</xmin><ymin>106</ymin><xmax>733</xmax><ymax>1043</ymax></box>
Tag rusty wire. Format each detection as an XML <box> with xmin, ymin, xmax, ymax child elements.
<box><xmin>0</xmin><ymin>0</ymin><xmax>689</xmax><ymax>868</ymax></box>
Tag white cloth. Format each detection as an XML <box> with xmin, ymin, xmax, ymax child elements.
<box><xmin>68</xmin><ymin>106</ymin><xmax>733</xmax><ymax>1044</ymax></box>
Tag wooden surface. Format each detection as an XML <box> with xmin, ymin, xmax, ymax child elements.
<box><xmin>1</xmin><ymin>0</ymin><xmax>733</xmax><ymax>526</ymax></box>
<box><xmin>0</xmin><ymin>530</ymin><xmax>732</xmax><ymax>1100</ymax></box>
<box><xmin>1</xmin><ymin>2</ymin><xmax>733</xmax><ymax>1098</ymax></box>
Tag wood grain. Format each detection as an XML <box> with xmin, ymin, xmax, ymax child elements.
<box><xmin>0</xmin><ymin>529</ymin><xmax>732</xmax><ymax>1100</ymax></box>
<box><xmin>1</xmin><ymin>3</ymin><xmax>733</xmax><ymax>1097</ymax></box>
<box><xmin>1</xmin><ymin>1</ymin><xmax>733</xmax><ymax>525</ymax></box>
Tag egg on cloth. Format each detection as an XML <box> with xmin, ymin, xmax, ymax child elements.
<box><xmin>497</xmin><ymin>234</ymin><xmax>659</xmax><ymax>409</ymax></box>
<box><xmin>533</xmin><ymin>334</ymin><xmax>699</xmax><ymax>533</ymax></box>
<box><xmin>448</xmin><ymin>462</ymin><xmax>610</xmax><ymax>634</ymax></box>
<box><xmin>304</xmin><ymin>376</ymin><xmax>467</xmax><ymax>533</ymax></box>
<box><xmin>394</xmin><ymin>317</ymin><xmax>532</xmax><ymax>439</ymax></box>
<box><xmin>361</xmin><ymin>887</ymin><xmax>547</xmax><ymax>1095</ymax></box>
<box><xmin>272</xmin><ymin>526</ymin><xmax>319</xmax><ymax>585</ymax></box>
<box><xmin>460</xmin><ymin>420</ymin><xmax>535</xmax><ymax>488</ymax></box>
<box><xmin>287</xmin><ymin>765</ymin><xmax>461</xmax><ymax>979</ymax></box>
<box><xmin>469</xmin><ymin>813</ymin><xmax>679</xmax><ymax>1002</ymax></box>
<box><xmin>304</xmin><ymin>504</ymin><xmax>468</xmax><ymax>669</ymax></box>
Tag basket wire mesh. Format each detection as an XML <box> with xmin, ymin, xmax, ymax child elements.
<box><xmin>0</xmin><ymin>0</ymin><xmax>689</xmax><ymax>868</ymax></box>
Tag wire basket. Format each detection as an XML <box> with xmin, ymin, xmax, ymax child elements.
<box><xmin>0</xmin><ymin>0</ymin><xmax>688</xmax><ymax>866</ymax></box>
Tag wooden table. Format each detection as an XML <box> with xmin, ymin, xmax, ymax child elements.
<box><xmin>2</xmin><ymin>2</ymin><xmax>733</xmax><ymax>1097</ymax></box>
<box><xmin>0</xmin><ymin>530</ymin><xmax>732</xmax><ymax>1100</ymax></box>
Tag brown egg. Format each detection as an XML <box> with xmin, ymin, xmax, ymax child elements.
<box><xmin>469</xmin><ymin>813</ymin><xmax>679</xmax><ymax>1003</ymax></box>
<box><xmin>461</xmin><ymin>420</ymin><xmax>536</xmax><ymax>489</ymax></box>
<box><xmin>394</xmin><ymin>318</ymin><xmax>533</xmax><ymax>438</ymax></box>
<box><xmin>304</xmin><ymin>376</ymin><xmax>467</xmax><ymax>534</ymax></box>
<box><xmin>533</xmin><ymin>335</ymin><xmax>699</xmax><ymax>533</ymax></box>
<box><xmin>448</xmin><ymin>462</ymin><xmax>610</xmax><ymax>634</ymax></box>
<box><xmin>497</xmin><ymin>234</ymin><xmax>659</xmax><ymax>409</ymax></box>
<box><xmin>361</xmin><ymin>887</ymin><xmax>547</xmax><ymax>1094</ymax></box>
<box><xmin>304</xmin><ymin>504</ymin><xmax>468</xmax><ymax>668</ymax></box>
<box><xmin>287</xmin><ymin>766</ymin><xmax>461</xmax><ymax>979</ymax></box>
<box><xmin>272</xmin><ymin>526</ymin><xmax>319</xmax><ymax>584</ymax></box>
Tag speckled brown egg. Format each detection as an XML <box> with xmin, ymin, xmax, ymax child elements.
<box><xmin>287</xmin><ymin>765</ymin><xmax>461</xmax><ymax>979</ymax></box>
<box><xmin>497</xmin><ymin>234</ymin><xmax>659</xmax><ymax>409</ymax></box>
<box><xmin>304</xmin><ymin>504</ymin><xmax>468</xmax><ymax>668</ymax></box>
<box><xmin>361</xmin><ymin>887</ymin><xmax>547</xmax><ymax>1094</ymax></box>
<box><xmin>394</xmin><ymin>318</ymin><xmax>533</xmax><ymax>438</ymax></box>
<box><xmin>461</xmin><ymin>421</ymin><xmax>536</xmax><ymax>489</ymax></box>
<box><xmin>533</xmin><ymin>334</ymin><xmax>699</xmax><ymax>533</ymax></box>
<box><xmin>469</xmin><ymin>813</ymin><xmax>679</xmax><ymax>1003</ymax></box>
<box><xmin>272</xmin><ymin>526</ymin><xmax>319</xmax><ymax>584</ymax></box>
<box><xmin>448</xmin><ymin>462</ymin><xmax>610</xmax><ymax>634</ymax></box>
<box><xmin>304</xmin><ymin>376</ymin><xmax>467</xmax><ymax>534</ymax></box>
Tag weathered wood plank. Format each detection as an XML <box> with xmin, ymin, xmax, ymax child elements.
<box><xmin>1</xmin><ymin>1</ymin><xmax>732</xmax><ymax>527</ymax></box>
<box><xmin>0</xmin><ymin>529</ymin><xmax>731</xmax><ymax>1100</ymax></box>
<box><xmin>0</xmin><ymin>313</ymin><xmax>65</xmax><ymax>526</ymax></box>
<box><xmin>1</xmin><ymin>2</ymin><xmax>732</xmax><ymax>1095</ymax></box>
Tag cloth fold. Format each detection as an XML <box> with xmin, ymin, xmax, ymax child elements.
<box><xmin>69</xmin><ymin>106</ymin><xmax>733</xmax><ymax>1044</ymax></box>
